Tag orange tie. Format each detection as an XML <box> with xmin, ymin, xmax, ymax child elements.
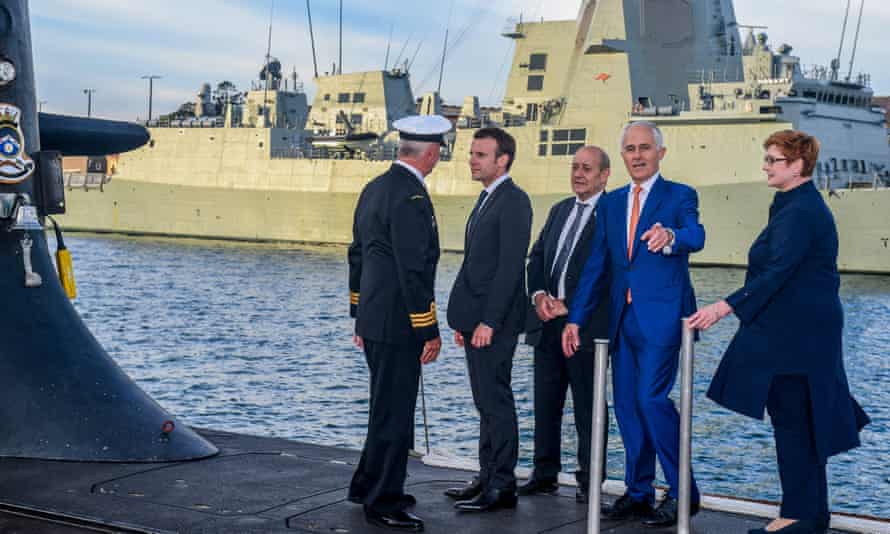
<box><xmin>626</xmin><ymin>185</ymin><xmax>642</xmax><ymax>303</ymax></box>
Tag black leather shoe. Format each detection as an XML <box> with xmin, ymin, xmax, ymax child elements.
<box><xmin>748</xmin><ymin>517</ymin><xmax>829</xmax><ymax>534</ymax></box>
<box><xmin>454</xmin><ymin>487</ymin><xmax>518</xmax><ymax>512</ymax></box>
<box><xmin>641</xmin><ymin>496</ymin><xmax>699</xmax><ymax>528</ymax></box>
<box><xmin>601</xmin><ymin>493</ymin><xmax>655</xmax><ymax>520</ymax></box>
<box><xmin>364</xmin><ymin>509</ymin><xmax>424</xmax><ymax>532</ymax></box>
<box><xmin>517</xmin><ymin>476</ymin><xmax>559</xmax><ymax>496</ymax></box>
<box><xmin>575</xmin><ymin>485</ymin><xmax>588</xmax><ymax>504</ymax></box>
<box><xmin>444</xmin><ymin>478</ymin><xmax>482</xmax><ymax>500</ymax></box>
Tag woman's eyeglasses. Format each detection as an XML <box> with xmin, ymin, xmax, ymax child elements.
<box><xmin>763</xmin><ymin>155</ymin><xmax>789</xmax><ymax>165</ymax></box>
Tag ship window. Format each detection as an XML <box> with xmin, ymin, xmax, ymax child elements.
<box><xmin>802</xmin><ymin>90</ymin><xmax>818</xmax><ymax>99</ymax></box>
<box><xmin>830</xmin><ymin>158</ymin><xmax>837</xmax><ymax>171</ymax></box>
<box><xmin>529</xmin><ymin>53</ymin><xmax>547</xmax><ymax>71</ymax></box>
<box><xmin>324</xmin><ymin>94</ymin><xmax>331</xmax><ymax>101</ymax></box>
<box><xmin>538</xmin><ymin>144</ymin><xmax>548</xmax><ymax>156</ymax></box>
<box><xmin>861</xmin><ymin>160</ymin><xmax>867</xmax><ymax>173</ymax></box>
<box><xmin>526</xmin><ymin>103</ymin><xmax>539</xmax><ymax>122</ymax></box>
<box><xmin>353</xmin><ymin>92</ymin><xmax>366</xmax><ymax>103</ymax></box>
<box><xmin>570</xmin><ymin>129</ymin><xmax>586</xmax><ymax>141</ymax></box>
<box><xmin>527</xmin><ymin>75</ymin><xmax>544</xmax><ymax>91</ymax></box>
<box><xmin>350</xmin><ymin>114</ymin><xmax>363</xmax><ymax>126</ymax></box>
<box><xmin>551</xmin><ymin>144</ymin><xmax>569</xmax><ymax>156</ymax></box>
<box><xmin>842</xmin><ymin>160</ymin><xmax>848</xmax><ymax>172</ymax></box>
<box><xmin>338</xmin><ymin>93</ymin><xmax>350</xmax><ymax>103</ymax></box>
<box><xmin>553</xmin><ymin>129</ymin><xmax>570</xmax><ymax>142</ymax></box>
<box><xmin>539</xmin><ymin>130</ymin><xmax>549</xmax><ymax>142</ymax></box>
<box><xmin>841</xmin><ymin>95</ymin><xmax>849</xmax><ymax>105</ymax></box>
<box><xmin>568</xmin><ymin>143</ymin><xmax>584</xmax><ymax>154</ymax></box>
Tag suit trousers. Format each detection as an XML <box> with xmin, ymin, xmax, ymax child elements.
<box><xmin>767</xmin><ymin>375</ymin><xmax>829</xmax><ymax>522</ymax></box>
<box><xmin>613</xmin><ymin>303</ymin><xmax>700</xmax><ymax>503</ymax></box>
<box><xmin>464</xmin><ymin>331</ymin><xmax>519</xmax><ymax>491</ymax></box>
<box><xmin>349</xmin><ymin>339</ymin><xmax>421</xmax><ymax>513</ymax></box>
<box><xmin>533</xmin><ymin>316</ymin><xmax>609</xmax><ymax>489</ymax></box>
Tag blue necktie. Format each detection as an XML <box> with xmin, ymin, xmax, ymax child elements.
<box><xmin>550</xmin><ymin>202</ymin><xmax>588</xmax><ymax>295</ymax></box>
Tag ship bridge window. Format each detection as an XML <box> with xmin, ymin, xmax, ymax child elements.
<box><xmin>842</xmin><ymin>159</ymin><xmax>849</xmax><ymax>172</ymax></box>
<box><xmin>338</xmin><ymin>93</ymin><xmax>350</xmax><ymax>103</ymax></box>
<box><xmin>841</xmin><ymin>95</ymin><xmax>849</xmax><ymax>105</ymax></box>
<box><xmin>527</xmin><ymin>75</ymin><xmax>544</xmax><ymax>92</ymax></box>
<box><xmin>353</xmin><ymin>92</ymin><xmax>366</xmax><ymax>103</ymax></box>
<box><xmin>546</xmin><ymin>128</ymin><xmax>586</xmax><ymax>157</ymax></box>
<box><xmin>529</xmin><ymin>53</ymin><xmax>547</xmax><ymax>71</ymax></box>
<box><xmin>830</xmin><ymin>158</ymin><xmax>838</xmax><ymax>172</ymax></box>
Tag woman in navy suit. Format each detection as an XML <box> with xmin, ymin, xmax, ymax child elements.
<box><xmin>688</xmin><ymin>130</ymin><xmax>869</xmax><ymax>534</ymax></box>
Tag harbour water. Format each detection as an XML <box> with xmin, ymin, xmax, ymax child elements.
<box><xmin>59</xmin><ymin>234</ymin><xmax>888</xmax><ymax>518</ymax></box>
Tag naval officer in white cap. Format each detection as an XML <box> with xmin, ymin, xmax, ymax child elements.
<box><xmin>347</xmin><ymin>114</ymin><xmax>450</xmax><ymax>532</ymax></box>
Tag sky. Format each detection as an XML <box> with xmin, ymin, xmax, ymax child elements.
<box><xmin>28</xmin><ymin>0</ymin><xmax>890</xmax><ymax>121</ymax></box>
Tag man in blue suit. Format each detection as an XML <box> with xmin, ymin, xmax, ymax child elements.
<box><xmin>562</xmin><ymin>121</ymin><xmax>704</xmax><ymax>527</ymax></box>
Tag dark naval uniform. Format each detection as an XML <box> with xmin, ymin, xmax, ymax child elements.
<box><xmin>347</xmin><ymin>162</ymin><xmax>440</xmax><ymax>514</ymax></box>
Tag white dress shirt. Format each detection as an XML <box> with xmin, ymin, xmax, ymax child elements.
<box><xmin>477</xmin><ymin>174</ymin><xmax>510</xmax><ymax>212</ymax></box>
<box><xmin>626</xmin><ymin>172</ymin><xmax>660</xmax><ymax>235</ymax></box>
<box><xmin>551</xmin><ymin>192</ymin><xmax>602</xmax><ymax>299</ymax></box>
<box><xmin>625</xmin><ymin>172</ymin><xmax>675</xmax><ymax>254</ymax></box>
<box><xmin>531</xmin><ymin>192</ymin><xmax>602</xmax><ymax>304</ymax></box>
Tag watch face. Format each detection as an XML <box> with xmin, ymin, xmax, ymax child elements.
<box><xmin>0</xmin><ymin>60</ymin><xmax>15</xmax><ymax>84</ymax></box>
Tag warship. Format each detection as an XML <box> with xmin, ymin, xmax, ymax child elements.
<box><xmin>57</xmin><ymin>0</ymin><xmax>890</xmax><ymax>273</ymax></box>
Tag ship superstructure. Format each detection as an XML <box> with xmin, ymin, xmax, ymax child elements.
<box><xmin>58</xmin><ymin>0</ymin><xmax>890</xmax><ymax>272</ymax></box>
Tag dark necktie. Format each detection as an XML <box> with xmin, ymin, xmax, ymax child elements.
<box><xmin>466</xmin><ymin>190</ymin><xmax>489</xmax><ymax>237</ymax></box>
<box><xmin>549</xmin><ymin>202</ymin><xmax>589</xmax><ymax>295</ymax></box>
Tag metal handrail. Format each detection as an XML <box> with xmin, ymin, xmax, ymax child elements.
<box><xmin>587</xmin><ymin>339</ymin><xmax>609</xmax><ymax>534</ymax></box>
<box><xmin>587</xmin><ymin>321</ymin><xmax>696</xmax><ymax>534</ymax></box>
<box><xmin>678</xmin><ymin>319</ymin><xmax>696</xmax><ymax>534</ymax></box>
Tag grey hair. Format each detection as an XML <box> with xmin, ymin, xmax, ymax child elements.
<box><xmin>575</xmin><ymin>145</ymin><xmax>611</xmax><ymax>172</ymax></box>
<box><xmin>619</xmin><ymin>121</ymin><xmax>665</xmax><ymax>151</ymax></box>
<box><xmin>398</xmin><ymin>139</ymin><xmax>436</xmax><ymax>158</ymax></box>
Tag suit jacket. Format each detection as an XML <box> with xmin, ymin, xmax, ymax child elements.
<box><xmin>568</xmin><ymin>176</ymin><xmax>705</xmax><ymax>348</ymax></box>
<box><xmin>526</xmin><ymin>196</ymin><xmax>609</xmax><ymax>351</ymax></box>
<box><xmin>348</xmin><ymin>164</ymin><xmax>440</xmax><ymax>344</ymax></box>
<box><xmin>447</xmin><ymin>178</ymin><xmax>532</xmax><ymax>336</ymax></box>
<box><xmin>708</xmin><ymin>180</ymin><xmax>869</xmax><ymax>462</ymax></box>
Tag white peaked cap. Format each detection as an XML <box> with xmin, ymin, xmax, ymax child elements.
<box><xmin>393</xmin><ymin>115</ymin><xmax>452</xmax><ymax>146</ymax></box>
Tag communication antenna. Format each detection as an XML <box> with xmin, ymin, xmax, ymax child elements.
<box><xmin>384</xmin><ymin>23</ymin><xmax>394</xmax><ymax>71</ymax></box>
<box><xmin>338</xmin><ymin>0</ymin><xmax>343</xmax><ymax>75</ymax></box>
<box><xmin>306</xmin><ymin>0</ymin><xmax>319</xmax><ymax>78</ymax></box>
<box><xmin>832</xmin><ymin>0</ymin><xmax>852</xmax><ymax>81</ymax></box>
<box><xmin>846</xmin><ymin>0</ymin><xmax>865</xmax><ymax>82</ymax></box>
<box><xmin>437</xmin><ymin>0</ymin><xmax>455</xmax><ymax>95</ymax></box>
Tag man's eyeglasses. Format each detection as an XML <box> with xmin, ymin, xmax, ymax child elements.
<box><xmin>763</xmin><ymin>155</ymin><xmax>789</xmax><ymax>166</ymax></box>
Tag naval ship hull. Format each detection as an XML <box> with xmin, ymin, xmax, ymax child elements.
<box><xmin>58</xmin><ymin>125</ymin><xmax>890</xmax><ymax>273</ymax></box>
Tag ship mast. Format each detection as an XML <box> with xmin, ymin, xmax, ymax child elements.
<box><xmin>846</xmin><ymin>0</ymin><xmax>865</xmax><ymax>82</ymax></box>
<box><xmin>832</xmin><ymin>0</ymin><xmax>852</xmax><ymax>81</ymax></box>
<box><xmin>306</xmin><ymin>0</ymin><xmax>319</xmax><ymax>78</ymax></box>
<box><xmin>263</xmin><ymin>2</ymin><xmax>274</xmax><ymax>127</ymax></box>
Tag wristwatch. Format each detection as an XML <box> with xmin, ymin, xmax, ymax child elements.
<box><xmin>662</xmin><ymin>228</ymin><xmax>676</xmax><ymax>255</ymax></box>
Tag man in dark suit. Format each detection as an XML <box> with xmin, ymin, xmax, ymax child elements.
<box><xmin>520</xmin><ymin>146</ymin><xmax>611</xmax><ymax>504</ymax></box>
<box><xmin>347</xmin><ymin>115</ymin><xmax>451</xmax><ymax>532</ymax></box>
<box><xmin>445</xmin><ymin>127</ymin><xmax>533</xmax><ymax>513</ymax></box>
<box><xmin>564</xmin><ymin>122</ymin><xmax>704</xmax><ymax>527</ymax></box>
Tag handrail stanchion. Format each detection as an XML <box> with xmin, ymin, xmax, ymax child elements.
<box><xmin>587</xmin><ymin>339</ymin><xmax>610</xmax><ymax>534</ymax></box>
<box><xmin>678</xmin><ymin>319</ymin><xmax>695</xmax><ymax>534</ymax></box>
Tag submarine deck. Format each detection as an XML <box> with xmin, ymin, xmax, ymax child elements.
<box><xmin>0</xmin><ymin>429</ymin><xmax>870</xmax><ymax>533</ymax></box>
